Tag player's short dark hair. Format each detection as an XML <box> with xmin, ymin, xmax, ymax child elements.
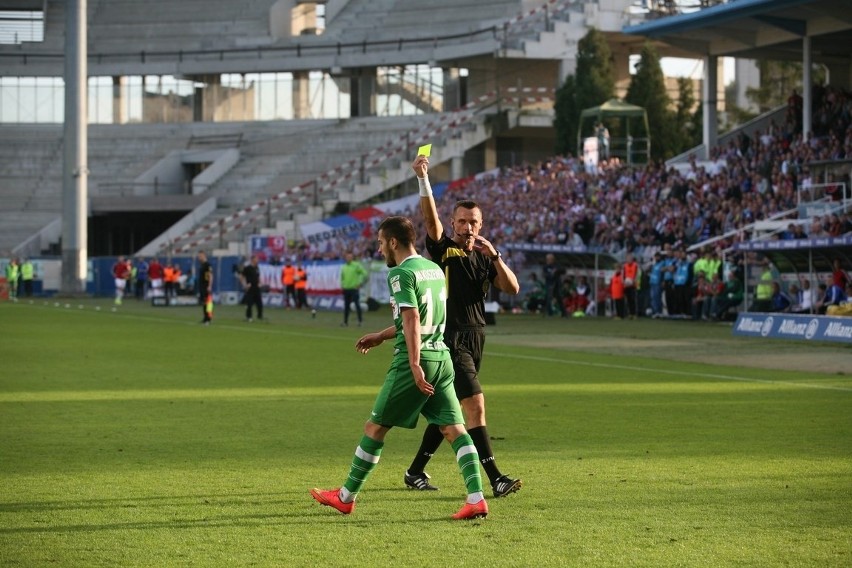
<box><xmin>378</xmin><ymin>216</ymin><xmax>416</xmax><ymax>247</ymax></box>
<box><xmin>453</xmin><ymin>199</ymin><xmax>480</xmax><ymax>213</ymax></box>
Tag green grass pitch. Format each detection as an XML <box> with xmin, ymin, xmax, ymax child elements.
<box><xmin>1</xmin><ymin>299</ymin><xmax>851</xmax><ymax>567</ymax></box>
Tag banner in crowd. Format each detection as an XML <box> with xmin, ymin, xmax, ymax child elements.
<box><xmin>251</xmin><ymin>262</ymin><xmax>337</xmax><ymax>292</ymax></box>
<box><xmin>732</xmin><ymin>312</ymin><xmax>852</xmax><ymax>343</ymax></box>
<box><xmin>248</xmin><ymin>235</ymin><xmax>288</xmax><ymax>262</ymax></box>
<box><xmin>252</xmin><ymin>260</ymin><xmax>392</xmax><ymax>309</ymax></box>
<box><xmin>310</xmin><ymin>260</ymin><xmax>391</xmax><ymax>310</ymax></box>
<box><xmin>296</xmin><ymin>166</ymin><xmax>511</xmax><ymax>247</ymax></box>
<box><xmin>298</xmin><ymin>183</ymin><xmax>450</xmax><ymax>245</ymax></box>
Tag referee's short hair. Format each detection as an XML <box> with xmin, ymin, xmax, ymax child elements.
<box><xmin>453</xmin><ymin>199</ymin><xmax>479</xmax><ymax>213</ymax></box>
<box><xmin>378</xmin><ymin>216</ymin><xmax>416</xmax><ymax>247</ymax></box>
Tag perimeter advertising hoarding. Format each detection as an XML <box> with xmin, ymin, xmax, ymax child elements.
<box><xmin>732</xmin><ymin>312</ymin><xmax>852</xmax><ymax>343</ymax></box>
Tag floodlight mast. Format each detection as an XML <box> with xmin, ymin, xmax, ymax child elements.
<box><xmin>61</xmin><ymin>0</ymin><xmax>88</xmax><ymax>295</ymax></box>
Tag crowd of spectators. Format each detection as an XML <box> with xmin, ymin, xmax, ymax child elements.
<box><xmin>296</xmin><ymin>84</ymin><xmax>850</xmax><ymax>263</ymax></box>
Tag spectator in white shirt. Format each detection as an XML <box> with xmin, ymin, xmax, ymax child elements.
<box><xmin>790</xmin><ymin>279</ymin><xmax>814</xmax><ymax>314</ymax></box>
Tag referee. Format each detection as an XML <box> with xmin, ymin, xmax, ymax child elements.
<box><xmin>241</xmin><ymin>255</ymin><xmax>263</xmax><ymax>322</ymax></box>
<box><xmin>404</xmin><ymin>154</ymin><xmax>523</xmax><ymax>498</ymax></box>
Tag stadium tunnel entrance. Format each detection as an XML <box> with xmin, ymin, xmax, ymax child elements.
<box><xmin>87</xmin><ymin>196</ymin><xmax>203</xmax><ymax>256</ymax></box>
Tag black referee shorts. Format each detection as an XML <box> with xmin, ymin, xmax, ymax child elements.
<box><xmin>444</xmin><ymin>329</ymin><xmax>485</xmax><ymax>400</ymax></box>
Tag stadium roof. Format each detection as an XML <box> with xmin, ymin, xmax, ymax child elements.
<box><xmin>623</xmin><ymin>0</ymin><xmax>852</xmax><ymax>64</ymax></box>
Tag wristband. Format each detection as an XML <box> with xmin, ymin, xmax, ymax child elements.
<box><xmin>418</xmin><ymin>176</ymin><xmax>433</xmax><ymax>197</ymax></box>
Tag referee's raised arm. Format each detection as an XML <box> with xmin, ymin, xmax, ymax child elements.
<box><xmin>412</xmin><ymin>155</ymin><xmax>442</xmax><ymax>241</ymax></box>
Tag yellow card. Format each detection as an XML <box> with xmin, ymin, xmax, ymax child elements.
<box><xmin>417</xmin><ymin>143</ymin><xmax>432</xmax><ymax>157</ymax></box>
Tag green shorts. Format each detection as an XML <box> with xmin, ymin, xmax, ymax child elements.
<box><xmin>369</xmin><ymin>353</ymin><xmax>463</xmax><ymax>429</ymax></box>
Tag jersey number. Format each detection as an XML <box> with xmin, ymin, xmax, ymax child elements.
<box><xmin>420</xmin><ymin>286</ymin><xmax>447</xmax><ymax>333</ymax></box>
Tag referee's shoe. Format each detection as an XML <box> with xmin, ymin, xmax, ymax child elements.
<box><xmin>404</xmin><ymin>470</ymin><xmax>439</xmax><ymax>491</ymax></box>
<box><xmin>492</xmin><ymin>475</ymin><xmax>522</xmax><ymax>497</ymax></box>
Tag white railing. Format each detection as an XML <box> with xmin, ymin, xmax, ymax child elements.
<box><xmin>798</xmin><ymin>182</ymin><xmax>849</xmax><ymax>212</ymax></box>
<box><xmin>686</xmin><ymin>206</ymin><xmax>800</xmax><ymax>253</ymax></box>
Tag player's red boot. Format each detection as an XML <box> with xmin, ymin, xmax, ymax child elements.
<box><xmin>310</xmin><ymin>488</ymin><xmax>354</xmax><ymax>515</ymax></box>
<box><xmin>452</xmin><ymin>499</ymin><xmax>488</xmax><ymax>520</ymax></box>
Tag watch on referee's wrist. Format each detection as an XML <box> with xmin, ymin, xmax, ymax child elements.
<box><xmin>490</xmin><ymin>249</ymin><xmax>501</xmax><ymax>261</ymax></box>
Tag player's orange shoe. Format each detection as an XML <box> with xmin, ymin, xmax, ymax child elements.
<box><xmin>451</xmin><ymin>499</ymin><xmax>488</xmax><ymax>520</ymax></box>
<box><xmin>310</xmin><ymin>488</ymin><xmax>354</xmax><ymax>515</ymax></box>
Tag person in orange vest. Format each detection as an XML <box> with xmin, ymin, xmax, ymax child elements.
<box><xmin>610</xmin><ymin>269</ymin><xmax>625</xmax><ymax>319</ymax></box>
<box><xmin>281</xmin><ymin>262</ymin><xmax>296</xmax><ymax>308</ymax></box>
<box><xmin>174</xmin><ymin>263</ymin><xmax>185</xmax><ymax>294</ymax></box>
<box><xmin>163</xmin><ymin>263</ymin><xmax>178</xmax><ymax>300</ymax></box>
<box><xmin>294</xmin><ymin>264</ymin><xmax>308</xmax><ymax>309</ymax></box>
<box><xmin>622</xmin><ymin>251</ymin><xmax>640</xmax><ymax>319</ymax></box>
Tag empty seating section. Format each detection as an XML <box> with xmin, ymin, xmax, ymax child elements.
<box><xmin>91</xmin><ymin>2</ymin><xmax>274</xmax><ymax>52</ymax></box>
<box><xmin>324</xmin><ymin>0</ymin><xmax>527</xmax><ymax>42</ymax></box>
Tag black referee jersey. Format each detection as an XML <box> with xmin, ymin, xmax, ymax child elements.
<box><xmin>426</xmin><ymin>234</ymin><xmax>498</xmax><ymax>331</ymax></box>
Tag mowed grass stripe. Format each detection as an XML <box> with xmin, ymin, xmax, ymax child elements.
<box><xmin>488</xmin><ymin>351</ymin><xmax>852</xmax><ymax>392</ymax></box>
<box><xmin>0</xmin><ymin>380</ymin><xmax>819</xmax><ymax>403</ymax></box>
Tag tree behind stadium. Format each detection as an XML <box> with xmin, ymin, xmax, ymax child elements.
<box><xmin>554</xmin><ymin>28</ymin><xmax>615</xmax><ymax>156</ymax></box>
<box><xmin>625</xmin><ymin>41</ymin><xmax>676</xmax><ymax>160</ymax></box>
<box><xmin>675</xmin><ymin>76</ymin><xmax>702</xmax><ymax>154</ymax></box>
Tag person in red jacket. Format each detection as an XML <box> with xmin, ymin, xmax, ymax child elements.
<box><xmin>147</xmin><ymin>257</ymin><xmax>164</xmax><ymax>298</ymax></box>
<box><xmin>112</xmin><ymin>256</ymin><xmax>130</xmax><ymax>305</ymax></box>
<box><xmin>832</xmin><ymin>258</ymin><xmax>849</xmax><ymax>290</ymax></box>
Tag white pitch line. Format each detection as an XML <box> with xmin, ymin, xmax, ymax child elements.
<box><xmin>489</xmin><ymin>351</ymin><xmax>852</xmax><ymax>393</ymax></box>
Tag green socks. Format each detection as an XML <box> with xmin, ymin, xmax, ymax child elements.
<box><xmin>451</xmin><ymin>433</ymin><xmax>484</xmax><ymax>503</ymax></box>
<box><xmin>340</xmin><ymin>435</ymin><xmax>384</xmax><ymax>502</ymax></box>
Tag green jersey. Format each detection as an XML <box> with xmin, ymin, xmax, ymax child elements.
<box><xmin>20</xmin><ymin>261</ymin><xmax>34</xmax><ymax>280</ymax></box>
<box><xmin>340</xmin><ymin>260</ymin><xmax>368</xmax><ymax>289</ymax></box>
<box><xmin>388</xmin><ymin>255</ymin><xmax>448</xmax><ymax>360</ymax></box>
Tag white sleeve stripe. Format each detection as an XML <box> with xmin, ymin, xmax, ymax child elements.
<box><xmin>355</xmin><ymin>446</ymin><xmax>381</xmax><ymax>464</ymax></box>
<box><xmin>456</xmin><ymin>444</ymin><xmax>477</xmax><ymax>460</ymax></box>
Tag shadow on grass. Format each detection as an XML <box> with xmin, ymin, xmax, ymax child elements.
<box><xmin>0</xmin><ymin>491</ymin><xmax>284</xmax><ymax>513</ymax></box>
<box><xmin>0</xmin><ymin>488</ymin><xmax>482</xmax><ymax>534</ymax></box>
